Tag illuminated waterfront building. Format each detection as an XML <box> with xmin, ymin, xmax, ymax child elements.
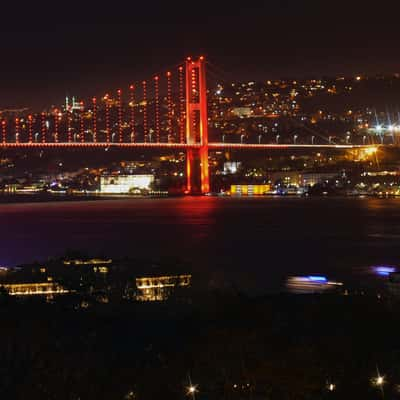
<box><xmin>230</xmin><ymin>184</ymin><xmax>270</xmax><ymax>196</ymax></box>
<box><xmin>223</xmin><ymin>161</ymin><xmax>241</xmax><ymax>174</ymax></box>
<box><xmin>100</xmin><ymin>174</ymin><xmax>154</xmax><ymax>194</ymax></box>
<box><xmin>63</xmin><ymin>258</ymin><xmax>111</xmax><ymax>274</ymax></box>
<box><xmin>135</xmin><ymin>274</ymin><xmax>191</xmax><ymax>301</ymax></box>
<box><xmin>1</xmin><ymin>282</ymin><xmax>70</xmax><ymax>299</ymax></box>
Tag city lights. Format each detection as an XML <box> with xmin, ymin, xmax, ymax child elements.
<box><xmin>3</xmin><ymin>4</ymin><xmax>400</xmax><ymax>400</ymax></box>
<box><xmin>327</xmin><ymin>382</ymin><xmax>335</xmax><ymax>392</ymax></box>
<box><xmin>363</xmin><ymin>146</ymin><xmax>378</xmax><ymax>155</ymax></box>
<box><xmin>186</xmin><ymin>385</ymin><xmax>198</xmax><ymax>398</ymax></box>
<box><xmin>372</xmin><ymin>374</ymin><xmax>385</xmax><ymax>387</ymax></box>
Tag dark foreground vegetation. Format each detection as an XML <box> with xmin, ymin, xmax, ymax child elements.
<box><xmin>0</xmin><ymin>291</ymin><xmax>399</xmax><ymax>399</ymax></box>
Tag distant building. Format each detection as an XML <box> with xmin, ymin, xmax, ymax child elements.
<box><xmin>223</xmin><ymin>161</ymin><xmax>241</xmax><ymax>174</ymax></box>
<box><xmin>63</xmin><ymin>258</ymin><xmax>112</xmax><ymax>274</ymax></box>
<box><xmin>100</xmin><ymin>174</ymin><xmax>154</xmax><ymax>194</ymax></box>
<box><xmin>301</xmin><ymin>172</ymin><xmax>339</xmax><ymax>187</ymax></box>
<box><xmin>268</xmin><ymin>171</ymin><xmax>339</xmax><ymax>187</ymax></box>
<box><xmin>1</xmin><ymin>282</ymin><xmax>69</xmax><ymax>299</ymax></box>
<box><xmin>135</xmin><ymin>274</ymin><xmax>191</xmax><ymax>301</ymax></box>
<box><xmin>65</xmin><ymin>96</ymin><xmax>84</xmax><ymax>112</ymax></box>
<box><xmin>230</xmin><ymin>184</ymin><xmax>270</xmax><ymax>196</ymax></box>
<box><xmin>269</xmin><ymin>171</ymin><xmax>302</xmax><ymax>187</ymax></box>
<box><xmin>231</xmin><ymin>107</ymin><xmax>252</xmax><ymax>118</ymax></box>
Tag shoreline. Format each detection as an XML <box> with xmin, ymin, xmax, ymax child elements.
<box><xmin>1</xmin><ymin>192</ymin><xmax>400</xmax><ymax>204</ymax></box>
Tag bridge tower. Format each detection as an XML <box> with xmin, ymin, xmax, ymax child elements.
<box><xmin>185</xmin><ymin>56</ymin><xmax>210</xmax><ymax>194</ymax></box>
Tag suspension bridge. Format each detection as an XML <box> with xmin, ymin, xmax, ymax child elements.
<box><xmin>0</xmin><ymin>56</ymin><xmax>376</xmax><ymax>193</ymax></box>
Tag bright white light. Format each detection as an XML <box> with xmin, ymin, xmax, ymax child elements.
<box><xmin>100</xmin><ymin>174</ymin><xmax>154</xmax><ymax>194</ymax></box>
<box><xmin>364</xmin><ymin>147</ymin><xmax>378</xmax><ymax>155</ymax></box>
<box><xmin>372</xmin><ymin>375</ymin><xmax>385</xmax><ymax>387</ymax></box>
<box><xmin>187</xmin><ymin>385</ymin><xmax>198</xmax><ymax>396</ymax></box>
<box><xmin>376</xmin><ymin>125</ymin><xmax>383</xmax><ymax>132</ymax></box>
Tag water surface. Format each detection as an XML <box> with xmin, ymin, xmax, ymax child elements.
<box><xmin>1</xmin><ymin>196</ymin><xmax>399</xmax><ymax>292</ymax></box>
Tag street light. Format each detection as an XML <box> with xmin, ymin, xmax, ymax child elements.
<box><xmin>240</xmin><ymin>134</ymin><xmax>245</xmax><ymax>144</ymax></box>
<box><xmin>372</xmin><ymin>367</ymin><xmax>385</xmax><ymax>398</ymax></box>
<box><xmin>311</xmin><ymin>135</ymin><xmax>315</xmax><ymax>145</ymax></box>
<box><xmin>276</xmin><ymin>134</ymin><xmax>280</xmax><ymax>144</ymax></box>
<box><xmin>293</xmin><ymin>134</ymin><xmax>298</xmax><ymax>144</ymax></box>
<box><xmin>376</xmin><ymin>376</ymin><xmax>384</xmax><ymax>386</ymax></box>
<box><xmin>222</xmin><ymin>134</ymin><xmax>226</xmax><ymax>143</ymax></box>
<box><xmin>328</xmin><ymin>136</ymin><xmax>333</xmax><ymax>144</ymax></box>
<box><xmin>363</xmin><ymin>135</ymin><xmax>367</xmax><ymax>145</ymax></box>
<box><xmin>258</xmin><ymin>134</ymin><xmax>262</xmax><ymax>144</ymax></box>
<box><xmin>327</xmin><ymin>382</ymin><xmax>335</xmax><ymax>392</ymax></box>
<box><xmin>187</xmin><ymin>385</ymin><xmax>198</xmax><ymax>399</ymax></box>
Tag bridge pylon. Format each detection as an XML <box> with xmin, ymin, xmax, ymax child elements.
<box><xmin>185</xmin><ymin>56</ymin><xmax>210</xmax><ymax>194</ymax></box>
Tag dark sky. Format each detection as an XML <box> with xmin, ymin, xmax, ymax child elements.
<box><xmin>1</xmin><ymin>0</ymin><xmax>400</xmax><ymax>109</ymax></box>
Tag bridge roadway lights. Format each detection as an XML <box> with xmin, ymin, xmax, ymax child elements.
<box><xmin>0</xmin><ymin>142</ymin><xmax>380</xmax><ymax>149</ymax></box>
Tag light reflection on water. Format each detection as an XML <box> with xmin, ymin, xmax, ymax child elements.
<box><xmin>1</xmin><ymin>196</ymin><xmax>400</xmax><ymax>293</ymax></box>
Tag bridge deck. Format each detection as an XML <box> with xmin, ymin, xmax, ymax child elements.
<box><xmin>0</xmin><ymin>142</ymin><xmax>377</xmax><ymax>149</ymax></box>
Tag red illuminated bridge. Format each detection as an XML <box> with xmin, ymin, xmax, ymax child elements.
<box><xmin>0</xmin><ymin>57</ymin><xmax>377</xmax><ymax>194</ymax></box>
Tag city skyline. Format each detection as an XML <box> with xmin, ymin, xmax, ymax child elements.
<box><xmin>1</xmin><ymin>1</ymin><xmax>400</xmax><ymax>109</ymax></box>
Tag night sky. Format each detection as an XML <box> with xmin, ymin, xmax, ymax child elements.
<box><xmin>1</xmin><ymin>0</ymin><xmax>400</xmax><ymax>109</ymax></box>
